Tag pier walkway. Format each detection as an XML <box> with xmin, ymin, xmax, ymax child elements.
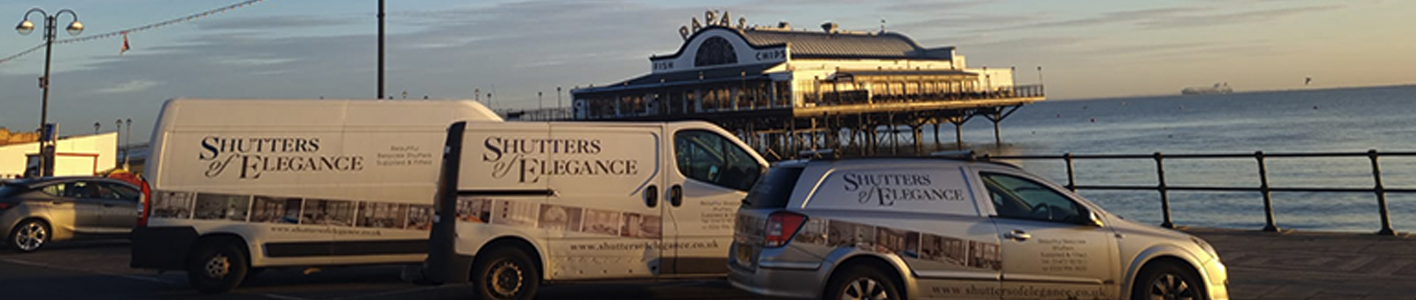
<box><xmin>1187</xmin><ymin>228</ymin><xmax>1416</xmax><ymax>300</ymax></box>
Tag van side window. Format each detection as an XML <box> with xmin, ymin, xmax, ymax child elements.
<box><xmin>981</xmin><ymin>173</ymin><xmax>1084</xmax><ymax>224</ymax></box>
<box><xmin>675</xmin><ymin>130</ymin><xmax>762</xmax><ymax>191</ymax></box>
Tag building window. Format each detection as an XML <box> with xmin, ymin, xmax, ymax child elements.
<box><xmin>694</xmin><ymin>37</ymin><xmax>737</xmax><ymax>67</ymax></box>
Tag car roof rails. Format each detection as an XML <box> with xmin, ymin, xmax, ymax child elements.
<box><xmin>798</xmin><ymin>149</ymin><xmax>836</xmax><ymax>160</ymax></box>
<box><xmin>930</xmin><ymin>150</ymin><xmax>978</xmax><ymax>161</ymax></box>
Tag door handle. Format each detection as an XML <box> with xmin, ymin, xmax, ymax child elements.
<box><xmin>103</xmin><ymin>203</ymin><xmax>115</xmax><ymax>207</ymax></box>
<box><xmin>644</xmin><ymin>185</ymin><xmax>659</xmax><ymax>208</ymax></box>
<box><xmin>668</xmin><ymin>185</ymin><xmax>683</xmax><ymax>207</ymax></box>
<box><xmin>1004</xmin><ymin>230</ymin><xmax>1032</xmax><ymax>241</ymax></box>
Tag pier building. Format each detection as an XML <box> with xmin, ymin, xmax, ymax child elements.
<box><xmin>569</xmin><ymin>13</ymin><xmax>1045</xmax><ymax>160</ymax></box>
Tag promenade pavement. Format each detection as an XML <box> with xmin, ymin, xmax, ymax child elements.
<box><xmin>3</xmin><ymin>228</ymin><xmax>1416</xmax><ymax>299</ymax></box>
<box><xmin>1187</xmin><ymin>228</ymin><xmax>1416</xmax><ymax>300</ymax></box>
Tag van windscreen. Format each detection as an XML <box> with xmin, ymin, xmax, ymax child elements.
<box><xmin>740</xmin><ymin>166</ymin><xmax>805</xmax><ymax>209</ymax></box>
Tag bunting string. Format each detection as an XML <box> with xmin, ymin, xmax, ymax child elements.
<box><xmin>0</xmin><ymin>0</ymin><xmax>268</xmax><ymax>66</ymax></box>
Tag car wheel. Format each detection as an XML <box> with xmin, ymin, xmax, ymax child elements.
<box><xmin>825</xmin><ymin>265</ymin><xmax>901</xmax><ymax>300</ymax></box>
<box><xmin>8</xmin><ymin>219</ymin><xmax>50</xmax><ymax>252</ymax></box>
<box><xmin>1133</xmin><ymin>263</ymin><xmax>1205</xmax><ymax>300</ymax></box>
<box><xmin>187</xmin><ymin>240</ymin><xmax>249</xmax><ymax>294</ymax></box>
<box><xmin>471</xmin><ymin>246</ymin><xmax>539</xmax><ymax>300</ymax></box>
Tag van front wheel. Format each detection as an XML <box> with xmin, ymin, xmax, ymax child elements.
<box><xmin>825</xmin><ymin>265</ymin><xmax>902</xmax><ymax>300</ymax></box>
<box><xmin>471</xmin><ymin>247</ymin><xmax>539</xmax><ymax>300</ymax></box>
<box><xmin>187</xmin><ymin>240</ymin><xmax>248</xmax><ymax>294</ymax></box>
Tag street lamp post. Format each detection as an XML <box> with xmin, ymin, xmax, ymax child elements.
<box><xmin>16</xmin><ymin>8</ymin><xmax>83</xmax><ymax>177</ymax></box>
<box><xmin>124</xmin><ymin>118</ymin><xmax>132</xmax><ymax>169</ymax></box>
<box><xmin>115</xmin><ymin>119</ymin><xmax>123</xmax><ymax>169</ymax></box>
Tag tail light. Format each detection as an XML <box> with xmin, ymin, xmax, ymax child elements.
<box><xmin>0</xmin><ymin>202</ymin><xmax>12</xmax><ymax>210</ymax></box>
<box><xmin>764</xmin><ymin>211</ymin><xmax>807</xmax><ymax>248</ymax></box>
<box><xmin>135</xmin><ymin>175</ymin><xmax>152</xmax><ymax>227</ymax></box>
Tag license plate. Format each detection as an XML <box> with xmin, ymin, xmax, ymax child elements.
<box><xmin>736</xmin><ymin>243</ymin><xmax>754</xmax><ymax>266</ymax></box>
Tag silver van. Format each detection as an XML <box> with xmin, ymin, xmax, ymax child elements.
<box><xmin>729</xmin><ymin>158</ymin><xmax>1228</xmax><ymax>300</ymax></box>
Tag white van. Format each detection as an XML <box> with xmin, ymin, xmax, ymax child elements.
<box><xmin>420</xmin><ymin>120</ymin><xmax>767</xmax><ymax>300</ymax></box>
<box><xmin>130</xmin><ymin>98</ymin><xmax>501</xmax><ymax>294</ymax></box>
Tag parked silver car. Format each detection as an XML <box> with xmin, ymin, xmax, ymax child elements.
<box><xmin>729</xmin><ymin>158</ymin><xmax>1228</xmax><ymax>300</ymax></box>
<box><xmin>1</xmin><ymin>177</ymin><xmax>142</xmax><ymax>252</ymax></box>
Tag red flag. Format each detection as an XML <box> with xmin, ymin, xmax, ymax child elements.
<box><xmin>120</xmin><ymin>32</ymin><xmax>130</xmax><ymax>54</ymax></box>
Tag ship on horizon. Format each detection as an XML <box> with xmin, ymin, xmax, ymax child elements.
<box><xmin>1182</xmin><ymin>82</ymin><xmax>1233</xmax><ymax>95</ymax></box>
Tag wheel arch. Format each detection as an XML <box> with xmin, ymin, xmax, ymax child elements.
<box><xmin>821</xmin><ymin>251</ymin><xmax>914</xmax><ymax>299</ymax></box>
<box><xmin>1122</xmin><ymin>246</ymin><xmax>1207</xmax><ymax>298</ymax></box>
<box><xmin>193</xmin><ymin>233</ymin><xmax>252</xmax><ymax>266</ymax></box>
<box><xmin>476</xmin><ymin>235</ymin><xmax>546</xmax><ymax>281</ymax></box>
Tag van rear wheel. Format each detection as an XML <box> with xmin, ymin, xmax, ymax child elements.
<box><xmin>471</xmin><ymin>246</ymin><xmax>539</xmax><ymax>300</ymax></box>
<box><xmin>825</xmin><ymin>265</ymin><xmax>901</xmax><ymax>300</ymax></box>
<box><xmin>187</xmin><ymin>240</ymin><xmax>249</xmax><ymax>294</ymax></box>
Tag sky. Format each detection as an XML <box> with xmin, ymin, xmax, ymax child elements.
<box><xmin>0</xmin><ymin>0</ymin><xmax>1413</xmax><ymax>142</ymax></box>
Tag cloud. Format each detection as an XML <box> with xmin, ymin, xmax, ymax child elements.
<box><xmin>974</xmin><ymin>4</ymin><xmax>1345</xmax><ymax>33</ymax></box>
<box><xmin>194</xmin><ymin>15</ymin><xmax>358</xmax><ymax>31</ymax></box>
<box><xmin>1138</xmin><ymin>5</ymin><xmax>1343</xmax><ymax>29</ymax></box>
<box><xmin>884</xmin><ymin>0</ymin><xmax>999</xmax><ymax>15</ymax></box>
<box><xmin>93</xmin><ymin>79</ymin><xmax>162</xmax><ymax>94</ymax></box>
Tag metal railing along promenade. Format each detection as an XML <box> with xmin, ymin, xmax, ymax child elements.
<box><xmin>980</xmin><ymin>150</ymin><xmax>1415</xmax><ymax>236</ymax></box>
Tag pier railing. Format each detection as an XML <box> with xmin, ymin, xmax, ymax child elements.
<box><xmin>981</xmin><ymin>150</ymin><xmax>1415</xmax><ymax>235</ymax></box>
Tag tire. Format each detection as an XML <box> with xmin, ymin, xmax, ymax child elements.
<box><xmin>471</xmin><ymin>246</ymin><xmax>540</xmax><ymax>300</ymax></box>
<box><xmin>825</xmin><ymin>265</ymin><xmax>902</xmax><ymax>300</ymax></box>
<box><xmin>186</xmin><ymin>240</ymin><xmax>249</xmax><ymax>294</ymax></box>
<box><xmin>1132</xmin><ymin>263</ymin><xmax>1206</xmax><ymax>300</ymax></box>
<box><xmin>8</xmin><ymin>219</ymin><xmax>50</xmax><ymax>253</ymax></box>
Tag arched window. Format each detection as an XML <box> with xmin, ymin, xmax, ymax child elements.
<box><xmin>694</xmin><ymin>37</ymin><xmax>737</xmax><ymax>67</ymax></box>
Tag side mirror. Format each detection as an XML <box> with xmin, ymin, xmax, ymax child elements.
<box><xmin>1086</xmin><ymin>211</ymin><xmax>1105</xmax><ymax>227</ymax></box>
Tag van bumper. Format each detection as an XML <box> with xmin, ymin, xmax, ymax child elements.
<box><xmin>1202</xmin><ymin>258</ymin><xmax>1230</xmax><ymax>300</ymax></box>
<box><xmin>728</xmin><ymin>263</ymin><xmax>822</xmax><ymax>299</ymax></box>
<box><xmin>130</xmin><ymin>226</ymin><xmax>199</xmax><ymax>270</ymax></box>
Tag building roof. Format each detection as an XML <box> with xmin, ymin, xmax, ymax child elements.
<box><xmin>738</xmin><ymin>28</ymin><xmax>952</xmax><ymax>60</ymax></box>
<box><xmin>651</xmin><ymin>26</ymin><xmax>956</xmax><ymax>61</ymax></box>
<box><xmin>576</xmin><ymin>63</ymin><xmax>780</xmax><ymax>95</ymax></box>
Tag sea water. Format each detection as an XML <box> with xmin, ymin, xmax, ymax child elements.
<box><xmin>946</xmin><ymin>85</ymin><xmax>1416</xmax><ymax>232</ymax></box>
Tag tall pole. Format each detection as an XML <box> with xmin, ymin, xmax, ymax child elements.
<box><xmin>116</xmin><ymin>119</ymin><xmax>122</xmax><ymax>168</ymax></box>
<box><xmin>39</xmin><ymin>15</ymin><xmax>55</xmax><ymax>177</ymax></box>
<box><xmin>124</xmin><ymin>118</ymin><xmax>132</xmax><ymax>168</ymax></box>
<box><xmin>377</xmin><ymin>0</ymin><xmax>385</xmax><ymax>99</ymax></box>
<box><xmin>538</xmin><ymin>91</ymin><xmax>543</xmax><ymax>110</ymax></box>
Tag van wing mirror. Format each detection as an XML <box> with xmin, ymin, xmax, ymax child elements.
<box><xmin>1086</xmin><ymin>211</ymin><xmax>1105</xmax><ymax>227</ymax></box>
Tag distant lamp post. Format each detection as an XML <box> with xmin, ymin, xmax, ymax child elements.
<box><xmin>115</xmin><ymin>119</ymin><xmax>123</xmax><ymax>169</ymax></box>
<box><xmin>17</xmin><ymin>8</ymin><xmax>83</xmax><ymax>177</ymax></box>
<box><xmin>538</xmin><ymin>91</ymin><xmax>544</xmax><ymax>110</ymax></box>
<box><xmin>93</xmin><ymin>122</ymin><xmax>99</xmax><ymax>134</ymax></box>
<box><xmin>124</xmin><ymin>118</ymin><xmax>132</xmax><ymax>169</ymax></box>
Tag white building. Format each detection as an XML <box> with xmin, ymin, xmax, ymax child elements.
<box><xmin>0</xmin><ymin>132</ymin><xmax>118</xmax><ymax>179</ymax></box>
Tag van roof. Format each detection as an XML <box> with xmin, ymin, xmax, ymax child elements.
<box><xmin>798</xmin><ymin>156</ymin><xmax>1022</xmax><ymax>169</ymax></box>
<box><xmin>159</xmin><ymin>98</ymin><xmax>502</xmax><ymax>129</ymax></box>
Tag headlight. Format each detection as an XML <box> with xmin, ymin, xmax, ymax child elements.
<box><xmin>1191</xmin><ymin>236</ymin><xmax>1219</xmax><ymax>260</ymax></box>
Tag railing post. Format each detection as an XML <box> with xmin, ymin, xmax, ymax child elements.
<box><xmin>1064</xmin><ymin>153</ymin><xmax>1077</xmax><ymax>192</ymax></box>
<box><xmin>1155</xmin><ymin>152</ymin><xmax>1174</xmax><ymax>228</ymax></box>
<box><xmin>1369</xmin><ymin>149</ymin><xmax>1397</xmax><ymax>236</ymax></box>
<box><xmin>1256</xmin><ymin>151</ymin><xmax>1280</xmax><ymax>232</ymax></box>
